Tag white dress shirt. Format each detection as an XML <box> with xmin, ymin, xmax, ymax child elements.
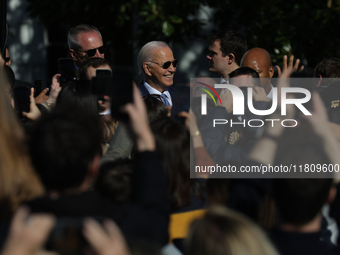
<box><xmin>143</xmin><ymin>81</ymin><xmax>173</xmax><ymax>106</ymax></box>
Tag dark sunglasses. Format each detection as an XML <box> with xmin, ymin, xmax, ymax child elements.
<box><xmin>149</xmin><ymin>59</ymin><xmax>178</xmax><ymax>69</ymax></box>
<box><xmin>74</xmin><ymin>45</ymin><xmax>106</xmax><ymax>57</ymax></box>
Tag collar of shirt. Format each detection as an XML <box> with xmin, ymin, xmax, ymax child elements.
<box><xmin>143</xmin><ymin>81</ymin><xmax>173</xmax><ymax>106</ymax></box>
<box><xmin>220</xmin><ymin>77</ymin><xmax>229</xmax><ymax>84</ymax></box>
<box><xmin>99</xmin><ymin>108</ymin><xmax>111</xmax><ymax>115</ymax></box>
<box><xmin>267</xmin><ymin>84</ymin><xmax>274</xmax><ymax>100</ymax></box>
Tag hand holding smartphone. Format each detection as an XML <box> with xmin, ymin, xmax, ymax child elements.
<box><xmin>13</xmin><ymin>86</ymin><xmax>30</xmax><ymax>120</ymax></box>
<box><xmin>58</xmin><ymin>58</ymin><xmax>76</xmax><ymax>87</ymax></box>
<box><xmin>110</xmin><ymin>69</ymin><xmax>133</xmax><ymax>121</ymax></box>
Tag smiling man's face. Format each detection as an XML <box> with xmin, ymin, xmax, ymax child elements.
<box><xmin>144</xmin><ymin>46</ymin><xmax>176</xmax><ymax>92</ymax></box>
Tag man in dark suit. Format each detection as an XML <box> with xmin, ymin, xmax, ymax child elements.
<box><xmin>137</xmin><ymin>41</ymin><xmax>177</xmax><ymax>106</ymax></box>
<box><xmin>200</xmin><ymin>67</ymin><xmax>270</xmax><ymax>164</ymax></box>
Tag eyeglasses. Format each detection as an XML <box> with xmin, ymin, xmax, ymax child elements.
<box><xmin>74</xmin><ymin>45</ymin><xmax>106</xmax><ymax>57</ymax></box>
<box><xmin>149</xmin><ymin>59</ymin><xmax>178</xmax><ymax>69</ymax></box>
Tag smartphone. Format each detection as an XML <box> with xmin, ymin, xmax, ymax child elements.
<box><xmin>171</xmin><ymin>85</ymin><xmax>191</xmax><ymax>123</ymax></box>
<box><xmin>13</xmin><ymin>86</ymin><xmax>30</xmax><ymax>119</ymax></box>
<box><xmin>110</xmin><ymin>69</ymin><xmax>133</xmax><ymax>121</ymax></box>
<box><xmin>45</xmin><ymin>217</ymin><xmax>101</xmax><ymax>255</ymax></box>
<box><xmin>91</xmin><ymin>69</ymin><xmax>112</xmax><ymax>97</ymax></box>
<box><xmin>58</xmin><ymin>58</ymin><xmax>76</xmax><ymax>86</ymax></box>
<box><xmin>96</xmin><ymin>69</ymin><xmax>112</xmax><ymax>77</ymax></box>
<box><xmin>34</xmin><ymin>80</ymin><xmax>43</xmax><ymax>97</ymax></box>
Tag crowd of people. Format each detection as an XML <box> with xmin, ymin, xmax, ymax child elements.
<box><xmin>1</xmin><ymin>24</ymin><xmax>340</xmax><ymax>255</ymax></box>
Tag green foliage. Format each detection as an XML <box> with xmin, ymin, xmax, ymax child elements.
<box><xmin>209</xmin><ymin>0</ymin><xmax>340</xmax><ymax>66</ymax></box>
<box><xmin>132</xmin><ymin>0</ymin><xmax>208</xmax><ymax>45</ymax></box>
<box><xmin>26</xmin><ymin>0</ymin><xmax>340</xmax><ymax>67</ymax></box>
<box><xmin>26</xmin><ymin>0</ymin><xmax>207</xmax><ymax>46</ymax></box>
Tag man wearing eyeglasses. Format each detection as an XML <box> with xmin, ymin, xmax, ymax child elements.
<box><xmin>137</xmin><ymin>41</ymin><xmax>177</xmax><ymax>106</ymax></box>
<box><xmin>68</xmin><ymin>24</ymin><xmax>106</xmax><ymax>68</ymax></box>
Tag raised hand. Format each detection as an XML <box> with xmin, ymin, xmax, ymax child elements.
<box><xmin>276</xmin><ymin>55</ymin><xmax>304</xmax><ymax>77</ymax></box>
<box><xmin>46</xmin><ymin>74</ymin><xmax>61</xmax><ymax>105</ymax></box>
<box><xmin>22</xmin><ymin>88</ymin><xmax>41</xmax><ymax>121</ymax></box>
<box><xmin>83</xmin><ymin>218</ymin><xmax>130</xmax><ymax>255</ymax></box>
<box><xmin>252</xmin><ymin>86</ymin><xmax>271</xmax><ymax>102</ymax></box>
<box><xmin>2</xmin><ymin>207</ymin><xmax>55</xmax><ymax>255</ymax></box>
<box><xmin>35</xmin><ymin>88</ymin><xmax>49</xmax><ymax>105</ymax></box>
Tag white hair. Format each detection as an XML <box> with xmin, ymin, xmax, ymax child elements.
<box><xmin>137</xmin><ymin>41</ymin><xmax>169</xmax><ymax>75</ymax></box>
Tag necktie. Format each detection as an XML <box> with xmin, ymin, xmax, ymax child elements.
<box><xmin>161</xmin><ymin>93</ymin><xmax>170</xmax><ymax>106</ymax></box>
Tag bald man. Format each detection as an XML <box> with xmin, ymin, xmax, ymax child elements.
<box><xmin>241</xmin><ymin>47</ymin><xmax>274</xmax><ymax>98</ymax></box>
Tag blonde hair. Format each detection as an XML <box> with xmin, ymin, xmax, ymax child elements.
<box><xmin>186</xmin><ymin>206</ymin><xmax>279</xmax><ymax>255</ymax></box>
<box><xmin>0</xmin><ymin>67</ymin><xmax>44</xmax><ymax>221</ymax></box>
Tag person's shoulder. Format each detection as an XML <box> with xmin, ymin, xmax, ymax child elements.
<box><xmin>137</xmin><ymin>81</ymin><xmax>144</xmax><ymax>88</ymax></box>
<box><xmin>137</xmin><ymin>81</ymin><xmax>150</xmax><ymax>96</ymax></box>
<box><xmin>168</xmin><ymin>85</ymin><xmax>175</xmax><ymax>96</ymax></box>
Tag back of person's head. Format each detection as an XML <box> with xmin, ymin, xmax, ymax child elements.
<box><xmin>29</xmin><ymin>104</ymin><xmax>102</xmax><ymax>192</ymax></box>
<box><xmin>68</xmin><ymin>24</ymin><xmax>102</xmax><ymax>50</ymax></box>
<box><xmin>78</xmin><ymin>57</ymin><xmax>111</xmax><ymax>80</ymax></box>
<box><xmin>96</xmin><ymin>159</ymin><xmax>133</xmax><ymax>204</ymax></box>
<box><xmin>209</xmin><ymin>30</ymin><xmax>247</xmax><ymax>66</ymax></box>
<box><xmin>143</xmin><ymin>95</ymin><xmax>169</xmax><ymax>123</ymax></box>
<box><xmin>314</xmin><ymin>57</ymin><xmax>340</xmax><ymax>78</ymax></box>
<box><xmin>229</xmin><ymin>67</ymin><xmax>260</xmax><ymax>87</ymax></box>
<box><xmin>151</xmin><ymin>118</ymin><xmax>202</xmax><ymax>210</ymax></box>
<box><xmin>272</xmin><ymin>178</ymin><xmax>333</xmax><ymax>226</ymax></box>
<box><xmin>56</xmin><ymin>81</ymin><xmax>99</xmax><ymax>115</ymax></box>
<box><xmin>137</xmin><ymin>41</ymin><xmax>169</xmax><ymax>75</ymax></box>
<box><xmin>273</xmin><ymin>122</ymin><xmax>333</xmax><ymax>226</ymax></box>
<box><xmin>186</xmin><ymin>206</ymin><xmax>279</xmax><ymax>255</ymax></box>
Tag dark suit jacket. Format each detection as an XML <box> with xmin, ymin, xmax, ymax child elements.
<box><xmin>138</xmin><ymin>81</ymin><xmax>174</xmax><ymax>98</ymax></box>
<box><xmin>200</xmin><ymin>101</ymin><xmax>270</xmax><ymax>165</ymax></box>
<box><xmin>320</xmin><ymin>83</ymin><xmax>340</xmax><ymax>110</ymax></box>
<box><xmin>27</xmin><ymin>151</ymin><xmax>170</xmax><ymax>245</ymax></box>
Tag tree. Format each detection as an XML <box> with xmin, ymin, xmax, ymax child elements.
<box><xmin>26</xmin><ymin>0</ymin><xmax>207</xmax><ymax>66</ymax></box>
<box><xmin>209</xmin><ymin>0</ymin><xmax>340</xmax><ymax>67</ymax></box>
<box><xmin>27</xmin><ymin>0</ymin><xmax>340</xmax><ymax>69</ymax></box>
